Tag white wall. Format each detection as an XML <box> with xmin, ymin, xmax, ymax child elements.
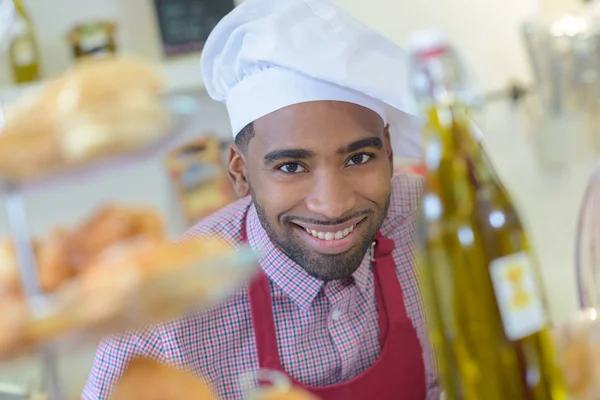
<box><xmin>335</xmin><ymin>0</ymin><xmax>539</xmax><ymax>93</ymax></box>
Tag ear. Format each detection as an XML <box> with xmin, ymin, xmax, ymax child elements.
<box><xmin>383</xmin><ymin>124</ymin><xmax>394</xmax><ymax>175</ymax></box>
<box><xmin>228</xmin><ymin>143</ymin><xmax>250</xmax><ymax>198</ymax></box>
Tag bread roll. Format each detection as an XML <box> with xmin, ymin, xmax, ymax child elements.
<box><xmin>260</xmin><ymin>388</ymin><xmax>320</xmax><ymax>400</ymax></box>
<box><xmin>110</xmin><ymin>357</ymin><xmax>216</xmax><ymax>400</ymax></box>
<box><xmin>55</xmin><ymin>56</ymin><xmax>169</xmax><ymax>162</ymax></box>
<box><xmin>0</xmin><ymin>56</ymin><xmax>169</xmax><ymax>181</ymax></box>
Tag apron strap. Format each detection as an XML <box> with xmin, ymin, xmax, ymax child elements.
<box><xmin>243</xmin><ymin>210</ymin><xmax>285</xmax><ymax>371</ymax></box>
<box><xmin>373</xmin><ymin>233</ymin><xmax>407</xmax><ymax>328</ymax></box>
<box><xmin>371</xmin><ymin>252</ymin><xmax>389</xmax><ymax>345</ymax></box>
<box><xmin>249</xmin><ymin>272</ymin><xmax>285</xmax><ymax>370</ymax></box>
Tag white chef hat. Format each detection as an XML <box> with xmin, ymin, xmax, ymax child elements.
<box><xmin>200</xmin><ymin>0</ymin><xmax>422</xmax><ymax>157</ymax></box>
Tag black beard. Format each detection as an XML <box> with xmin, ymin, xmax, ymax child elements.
<box><xmin>250</xmin><ymin>188</ymin><xmax>390</xmax><ymax>282</ymax></box>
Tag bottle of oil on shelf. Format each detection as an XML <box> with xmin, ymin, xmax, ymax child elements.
<box><xmin>8</xmin><ymin>0</ymin><xmax>41</xmax><ymax>84</ymax></box>
<box><xmin>410</xmin><ymin>30</ymin><xmax>567</xmax><ymax>400</ymax></box>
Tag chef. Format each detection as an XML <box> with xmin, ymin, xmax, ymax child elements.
<box><xmin>83</xmin><ymin>0</ymin><xmax>439</xmax><ymax>398</ymax></box>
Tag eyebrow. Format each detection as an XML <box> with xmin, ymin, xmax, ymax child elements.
<box><xmin>263</xmin><ymin>136</ymin><xmax>383</xmax><ymax>164</ymax></box>
<box><xmin>337</xmin><ymin>137</ymin><xmax>383</xmax><ymax>154</ymax></box>
<box><xmin>264</xmin><ymin>149</ymin><xmax>316</xmax><ymax>164</ymax></box>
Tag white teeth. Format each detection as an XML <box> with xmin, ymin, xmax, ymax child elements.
<box><xmin>303</xmin><ymin>225</ymin><xmax>356</xmax><ymax>241</ymax></box>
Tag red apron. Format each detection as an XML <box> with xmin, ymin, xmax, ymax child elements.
<box><xmin>242</xmin><ymin>215</ymin><xmax>427</xmax><ymax>399</ymax></box>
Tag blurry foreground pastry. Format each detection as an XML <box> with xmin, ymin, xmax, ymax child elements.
<box><xmin>110</xmin><ymin>358</ymin><xmax>318</xmax><ymax>400</ymax></box>
<box><xmin>259</xmin><ymin>388</ymin><xmax>320</xmax><ymax>400</ymax></box>
<box><xmin>0</xmin><ymin>55</ymin><xmax>170</xmax><ymax>181</ymax></box>
<box><xmin>110</xmin><ymin>357</ymin><xmax>217</xmax><ymax>400</ymax></box>
<box><xmin>77</xmin><ymin>235</ymin><xmax>234</xmax><ymax>325</ymax></box>
<box><xmin>66</xmin><ymin>204</ymin><xmax>164</xmax><ymax>271</ymax></box>
<box><xmin>0</xmin><ymin>201</ymin><xmax>252</xmax><ymax>360</ymax></box>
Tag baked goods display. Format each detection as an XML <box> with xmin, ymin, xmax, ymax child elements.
<box><xmin>0</xmin><ymin>38</ymin><xmax>259</xmax><ymax>400</ymax></box>
<box><xmin>0</xmin><ymin>55</ymin><xmax>171</xmax><ymax>183</ymax></box>
<box><xmin>0</xmin><ymin>204</ymin><xmax>258</xmax><ymax>359</ymax></box>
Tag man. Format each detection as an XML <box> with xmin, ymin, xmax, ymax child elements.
<box><xmin>83</xmin><ymin>0</ymin><xmax>439</xmax><ymax>398</ymax></box>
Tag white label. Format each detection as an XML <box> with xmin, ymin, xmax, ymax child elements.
<box><xmin>490</xmin><ymin>252</ymin><xmax>547</xmax><ymax>341</ymax></box>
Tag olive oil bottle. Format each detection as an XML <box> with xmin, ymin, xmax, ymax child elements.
<box><xmin>8</xmin><ymin>0</ymin><xmax>40</xmax><ymax>84</ymax></box>
<box><xmin>410</xmin><ymin>30</ymin><xmax>567</xmax><ymax>400</ymax></box>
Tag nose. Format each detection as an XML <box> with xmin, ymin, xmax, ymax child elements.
<box><xmin>305</xmin><ymin>169</ymin><xmax>356</xmax><ymax>220</ymax></box>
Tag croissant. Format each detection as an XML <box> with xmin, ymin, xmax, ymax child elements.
<box><xmin>67</xmin><ymin>204</ymin><xmax>164</xmax><ymax>271</ymax></box>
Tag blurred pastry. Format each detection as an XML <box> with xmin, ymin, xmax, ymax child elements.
<box><xmin>55</xmin><ymin>56</ymin><xmax>169</xmax><ymax>162</ymax></box>
<box><xmin>110</xmin><ymin>357</ymin><xmax>216</xmax><ymax>400</ymax></box>
<box><xmin>78</xmin><ymin>236</ymin><xmax>233</xmax><ymax>325</ymax></box>
<box><xmin>80</xmin><ymin>236</ymin><xmax>232</xmax><ymax>292</ymax></box>
<box><xmin>37</xmin><ymin>228</ymin><xmax>72</xmax><ymax>292</ymax></box>
<box><xmin>0</xmin><ymin>297</ymin><xmax>27</xmax><ymax>355</ymax></box>
<box><xmin>0</xmin><ymin>239</ymin><xmax>20</xmax><ymax>296</ymax></box>
<box><xmin>67</xmin><ymin>204</ymin><xmax>164</xmax><ymax>271</ymax></box>
<box><xmin>0</xmin><ymin>204</ymin><xmax>246</xmax><ymax>359</ymax></box>
<box><xmin>0</xmin><ymin>55</ymin><xmax>170</xmax><ymax>181</ymax></box>
<box><xmin>259</xmin><ymin>388</ymin><xmax>320</xmax><ymax>400</ymax></box>
<box><xmin>554</xmin><ymin>309</ymin><xmax>600</xmax><ymax>400</ymax></box>
<box><xmin>0</xmin><ymin>204</ymin><xmax>165</xmax><ymax>297</ymax></box>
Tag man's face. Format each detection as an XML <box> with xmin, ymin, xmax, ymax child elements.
<box><xmin>231</xmin><ymin>101</ymin><xmax>393</xmax><ymax>281</ymax></box>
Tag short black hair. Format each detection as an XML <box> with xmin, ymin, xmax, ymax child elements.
<box><xmin>235</xmin><ymin>122</ymin><xmax>255</xmax><ymax>154</ymax></box>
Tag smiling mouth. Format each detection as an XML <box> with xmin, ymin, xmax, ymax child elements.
<box><xmin>291</xmin><ymin>218</ymin><xmax>366</xmax><ymax>241</ymax></box>
<box><xmin>303</xmin><ymin>225</ymin><xmax>355</xmax><ymax>241</ymax></box>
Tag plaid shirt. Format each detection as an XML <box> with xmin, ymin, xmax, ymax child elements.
<box><xmin>82</xmin><ymin>173</ymin><xmax>439</xmax><ymax>399</ymax></box>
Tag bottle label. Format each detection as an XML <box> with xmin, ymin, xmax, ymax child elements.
<box><xmin>489</xmin><ymin>252</ymin><xmax>548</xmax><ymax>341</ymax></box>
<box><xmin>12</xmin><ymin>38</ymin><xmax>36</xmax><ymax>66</ymax></box>
<box><xmin>80</xmin><ymin>29</ymin><xmax>109</xmax><ymax>53</ymax></box>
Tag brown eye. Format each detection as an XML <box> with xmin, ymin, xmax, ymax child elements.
<box><xmin>279</xmin><ymin>163</ymin><xmax>306</xmax><ymax>173</ymax></box>
<box><xmin>347</xmin><ymin>154</ymin><xmax>371</xmax><ymax>166</ymax></box>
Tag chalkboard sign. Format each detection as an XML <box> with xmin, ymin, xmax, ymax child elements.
<box><xmin>153</xmin><ymin>0</ymin><xmax>235</xmax><ymax>57</ymax></box>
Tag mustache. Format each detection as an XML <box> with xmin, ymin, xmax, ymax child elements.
<box><xmin>282</xmin><ymin>210</ymin><xmax>372</xmax><ymax>226</ymax></box>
